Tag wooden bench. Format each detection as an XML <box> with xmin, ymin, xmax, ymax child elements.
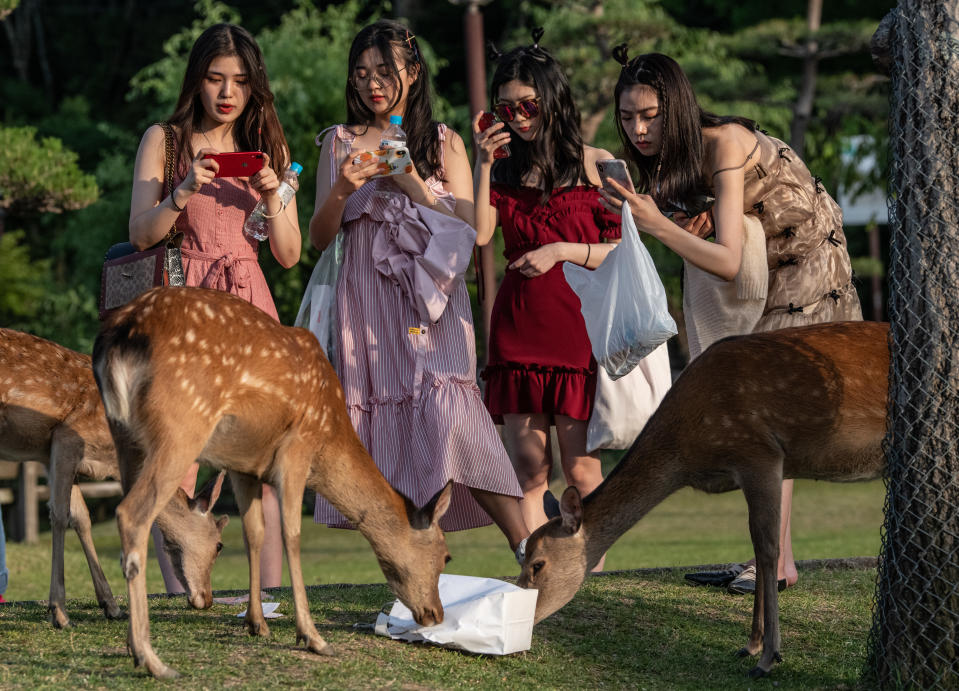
<box><xmin>0</xmin><ymin>460</ymin><xmax>122</xmax><ymax>543</ymax></box>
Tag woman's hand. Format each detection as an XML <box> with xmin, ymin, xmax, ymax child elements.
<box><xmin>598</xmin><ymin>178</ymin><xmax>664</xmax><ymax>235</ymax></box>
<box><xmin>509</xmin><ymin>244</ymin><xmax>562</xmax><ymax>278</ymax></box>
<box><xmin>332</xmin><ymin>152</ymin><xmax>381</xmax><ymax>197</ymax></box>
<box><xmin>178</xmin><ymin>147</ymin><xmax>219</xmax><ymax>199</ymax></box>
<box><xmin>472</xmin><ymin>111</ymin><xmax>511</xmax><ymax>166</ymax></box>
<box><xmin>249</xmin><ymin>151</ymin><xmax>280</xmax><ymax>203</ymax></box>
<box><xmin>673</xmin><ymin>210</ymin><xmax>714</xmax><ymax>239</ymax></box>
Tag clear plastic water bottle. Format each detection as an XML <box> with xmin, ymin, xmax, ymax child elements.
<box><xmin>380</xmin><ymin>115</ymin><xmax>407</xmax><ymax>149</ymax></box>
<box><xmin>244</xmin><ymin>162</ymin><xmax>303</xmax><ymax>241</ymax></box>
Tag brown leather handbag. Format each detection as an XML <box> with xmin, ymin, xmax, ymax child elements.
<box><xmin>98</xmin><ymin>122</ymin><xmax>185</xmax><ymax>320</ymax></box>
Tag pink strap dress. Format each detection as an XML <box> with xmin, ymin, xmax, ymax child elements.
<box><xmin>313</xmin><ymin>124</ymin><xmax>522</xmax><ymax>531</ymax></box>
<box><xmin>172</xmin><ymin>168</ymin><xmax>280</xmax><ymax>321</ymax></box>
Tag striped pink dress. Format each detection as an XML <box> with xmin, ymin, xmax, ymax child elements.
<box><xmin>172</xmin><ymin>168</ymin><xmax>279</xmax><ymax>320</ymax></box>
<box><xmin>313</xmin><ymin>124</ymin><xmax>521</xmax><ymax>531</ymax></box>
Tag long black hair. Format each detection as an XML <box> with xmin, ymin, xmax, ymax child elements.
<box><xmin>168</xmin><ymin>23</ymin><xmax>289</xmax><ymax>176</ymax></box>
<box><xmin>612</xmin><ymin>50</ymin><xmax>755</xmax><ymax>208</ymax></box>
<box><xmin>489</xmin><ymin>35</ymin><xmax>588</xmax><ymax>200</ymax></box>
<box><xmin>345</xmin><ymin>19</ymin><xmax>442</xmax><ymax>181</ymax></box>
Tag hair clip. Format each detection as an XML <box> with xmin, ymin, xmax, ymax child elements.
<box><xmin>486</xmin><ymin>41</ymin><xmax>503</xmax><ymax>63</ymax></box>
<box><xmin>531</xmin><ymin>26</ymin><xmax>544</xmax><ymax>49</ymax></box>
<box><xmin>612</xmin><ymin>43</ymin><xmax>629</xmax><ymax>67</ymax></box>
<box><xmin>405</xmin><ymin>29</ymin><xmax>420</xmax><ymax>63</ymax></box>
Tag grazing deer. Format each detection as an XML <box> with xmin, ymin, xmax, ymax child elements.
<box><xmin>518</xmin><ymin>320</ymin><xmax>889</xmax><ymax>677</ymax></box>
<box><xmin>0</xmin><ymin>328</ymin><xmax>229</xmax><ymax>627</ymax></box>
<box><xmin>93</xmin><ymin>286</ymin><xmax>453</xmax><ymax>679</ymax></box>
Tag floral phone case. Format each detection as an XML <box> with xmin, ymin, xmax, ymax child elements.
<box><xmin>352</xmin><ymin>147</ymin><xmax>413</xmax><ymax>177</ymax></box>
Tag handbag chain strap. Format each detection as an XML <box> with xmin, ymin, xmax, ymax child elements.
<box><xmin>158</xmin><ymin>121</ymin><xmax>179</xmax><ymax>246</ymax></box>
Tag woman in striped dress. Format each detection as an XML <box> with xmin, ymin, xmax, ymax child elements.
<box><xmin>308</xmin><ymin>20</ymin><xmax>529</xmax><ymax>557</ymax></box>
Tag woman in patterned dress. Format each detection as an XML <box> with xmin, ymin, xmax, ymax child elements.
<box><xmin>472</xmin><ymin>33</ymin><xmax>622</xmax><ymax>563</ymax></box>
<box><xmin>308</xmin><ymin>20</ymin><xmax>529</xmax><ymax>557</ymax></box>
<box><xmin>601</xmin><ymin>50</ymin><xmax>863</xmax><ymax>592</ymax></box>
<box><xmin>129</xmin><ymin>23</ymin><xmax>299</xmax><ymax>592</ymax></box>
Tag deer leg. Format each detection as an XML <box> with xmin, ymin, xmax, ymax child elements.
<box><xmin>739</xmin><ymin>472</ymin><xmax>784</xmax><ymax>676</ymax></box>
<box><xmin>117</xmin><ymin>451</ymin><xmax>197</xmax><ymax>680</ymax></box>
<box><xmin>47</xmin><ymin>444</ymin><xmax>78</xmax><ymax>629</ymax></box>
<box><xmin>69</xmin><ymin>483</ymin><xmax>124</xmax><ymax>620</ymax></box>
<box><xmin>277</xmin><ymin>466</ymin><xmax>332</xmax><ymax>656</ymax></box>
<box><xmin>230</xmin><ymin>472</ymin><xmax>269</xmax><ymax>639</ymax></box>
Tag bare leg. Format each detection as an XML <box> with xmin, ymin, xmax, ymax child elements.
<box><xmin>468</xmin><ymin>487</ymin><xmax>529</xmax><ymax>551</ymax></box>
<box><xmin>259</xmin><ymin>484</ymin><xmax>283</xmax><ymax>588</ymax></box>
<box><xmin>778</xmin><ymin>479</ymin><xmax>798</xmax><ymax>586</ymax></box>
<box><xmin>152</xmin><ymin>462</ymin><xmax>198</xmax><ymax>594</ymax></box>
<box><xmin>502</xmin><ymin>413</ymin><xmax>552</xmax><ymax>531</ymax></box>
<box><xmin>554</xmin><ymin>415</ymin><xmax>606</xmax><ymax>571</ymax></box>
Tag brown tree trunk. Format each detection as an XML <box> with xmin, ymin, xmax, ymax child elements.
<box><xmin>789</xmin><ymin>0</ymin><xmax>822</xmax><ymax>156</ymax></box>
<box><xmin>868</xmin><ymin>2</ymin><xmax>959</xmax><ymax>688</ymax></box>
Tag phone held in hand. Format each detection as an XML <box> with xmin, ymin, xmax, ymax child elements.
<box><xmin>478</xmin><ymin>111</ymin><xmax>510</xmax><ymax>159</ymax></box>
<box><xmin>659</xmin><ymin>194</ymin><xmax>716</xmax><ymax>219</ymax></box>
<box><xmin>352</xmin><ymin>147</ymin><xmax>414</xmax><ymax>178</ymax></box>
<box><xmin>596</xmin><ymin>159</ymin><xmax>635</xmax><ymax>202</ymax></box>
<box><xmin>203</xmin><ymin>151</ymin><xmax>265</xmax><ymax>178</ymax></box>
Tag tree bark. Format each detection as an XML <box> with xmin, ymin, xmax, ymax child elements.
<box><xmin>789</xmin><ymin>0</ymin><xmax>822</xmax><ymax>156</ymax></box>
<box><xmin>869</xmin><ymin>2</ymin><xmax>959</xmax><ymax>688</ymax></box>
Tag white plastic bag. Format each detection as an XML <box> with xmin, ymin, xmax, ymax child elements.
<box><xmin>374</xmin><ymin>574</ymin><xmax>538</xmax><ymax>655</ymax></box>
<box><xmin>563</xmin><ymin>201</ymin><xmax>677</xmax><ymax>379</ymax></box>
<box><xmin>586</xmin><ymin>341</ymin><xmax>672</xmax><ymax>452</ymax></box>
<box><xmin>295</xmin><ymin>233</ymin><xmax>343</xmax><ymax>366</ymax></box>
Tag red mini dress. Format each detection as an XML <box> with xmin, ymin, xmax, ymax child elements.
<box><xmin>483</xmin><ymin>184</ymin><xmax>621</xmax><ymax>422</ymax></box>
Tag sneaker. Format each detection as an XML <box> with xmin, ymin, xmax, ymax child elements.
<box><xmin>726</xmin><ymin>565</ymin><xmax>788</xmax><ymax>594</ymax></box>
<box><xmin>684</xmin><ymin>563</ymin><xmax>746</xmax><ymax>588</ymax></box>
<box><xmin>0</xmin><ymin>595</ymin><xmax>6</xmax><ymax>604</ymax></box>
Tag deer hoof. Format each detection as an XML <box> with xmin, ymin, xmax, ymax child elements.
<box><xmin>151</xmin><ymin>663</ymin><xmax>181</xmax><ymax>680</ymax></box>
<box><xmin>101</xmin><ymin>602</ymin><xmax>126</xmax><ymax>621</ymax></box>
<box><xmin>48</xmin><ymin>607</ymin><xmax>73</xmax><ymax>629</ymax></box>
<box><xmin>736</xmin><ymin>647</ymin><xmax>752</xmax><ymax>658</ymax></box>
<box><xmin>247</xmin><ymin>619</ymin><xmax>271</xmax><ymax>638</ymax></box>
<box><xmin>747</xmin><ymin>665</ymin><xmax>770</xmax><ymax>679</ymax></box>
<box><xmin>311</xmin><ymin>641</ymin><xmax>335</xmax><ymax>657</ymax></box>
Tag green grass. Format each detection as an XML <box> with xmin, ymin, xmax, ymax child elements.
<box><xmin>0</xmin><ymin>479</ymin><xmax>885</xmax><ymax>687</ymax></box>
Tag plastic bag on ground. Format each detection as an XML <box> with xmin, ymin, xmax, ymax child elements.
<box><xmin>374</xmin><ymin>574</ymin><xmax>538</xmax><ymax>655</ymax></box>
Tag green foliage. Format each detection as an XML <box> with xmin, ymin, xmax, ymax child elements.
<box><xmin>0</xmin><ymin>0</ymin><xmax>17</xmax><ymax>20</ymax></box>
<box><xmin>0</xmin><ymin>126</ymin><xmax>99</xmax><ymax>214</ymax></box>
<box><xmin>0</xmin><ymin>230</ymin><xmax>49</xmax><ymax>317</ymax></box>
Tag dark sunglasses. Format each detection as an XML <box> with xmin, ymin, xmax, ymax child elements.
<box><xmin>493</xmin><ymin>99</ymin><xmax>540</xmax><ymax>123</ymax></box>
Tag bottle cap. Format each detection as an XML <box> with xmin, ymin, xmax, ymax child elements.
<box><xmin>389</xmin><ymin>115</ymin><xmax>403</xmax><ymax>125</ymax></box>
<box><xmin>290</xmin><ymin>162</ymin><xmax>303</xmax><ymax>175</ymax></box>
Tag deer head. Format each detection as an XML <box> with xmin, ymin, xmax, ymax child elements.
<box><xmin>370</xmin><ymin>482</ymin><xmax>453</xmax><ymax>626</ymax></box>
<box><xmin>518</xmin><ymin>486</ymin><xmax>589</xmax><ymax>623</ymax></box>
<box><xmin>155</xmin><ymin>472</ymin><xmax>229</xmax><ymax>610</ymax></box>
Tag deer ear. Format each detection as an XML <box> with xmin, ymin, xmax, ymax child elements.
<box><xmin>559</xmin><ymin>486</ymin><xmax>583</xmax><ymax>534</ymax></box>
<box><xmin>421</xmin><ymin>480</ymin><xmax>453</xmax><ymax>527</ymax></box>
<box><xmin>216</xmin><ymin>515</ymin><xmax>230</xmax><ymax>532</ymax></box>
<box><xmin>190</xmin><ymin>471</ymin><xmax>227</xmax><ymax>514</ymax></box>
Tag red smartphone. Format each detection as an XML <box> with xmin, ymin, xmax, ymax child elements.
<box><xmin>478</xmin><ymin>112</ymin><xmax>510</xmax><ymax>159</ymax></box>
<box><xmin>203</xmin><ymin>151</ymin><xmax>265</xmax><ymax>178</ymax></box>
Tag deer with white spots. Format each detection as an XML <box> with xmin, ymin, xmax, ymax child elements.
<box><xmin>0</xmin><ymin>327</ymin><xmax>228</xmax><ymax>628</ymax></box>
<box><xmin>93</xmin><ymin>286</ymin><xmax>453</xmax><ymax>679</ymax></box>
<box><xmin>518</xmin><ymin>320</ymin><xmax>889</xmax><ymax>678</ymax></box>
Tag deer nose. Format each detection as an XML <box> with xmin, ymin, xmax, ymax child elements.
<box><xmin>188</xmin><ymin>590</ymin><xmax>213</xmax><ymax>610</ymax></box>
<box><xmin>414</xmin><ymin>604</ymin><xmax>444</xmax><ymax>627</ymax></box>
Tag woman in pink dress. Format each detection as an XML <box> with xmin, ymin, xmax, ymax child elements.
<box><xmin>308</xmin><ymin>20</ymin><xmax>529</xmax><ymax>559</ymax></box>
<box><xmin>472</xmin><ymin>32</ymin><xmax>621</xmax><ymax>565</ymax></box>
<box><xmin>128</xmin><ymin>23</ymin><xmax>300</xmax><ymax>592</ymax></box>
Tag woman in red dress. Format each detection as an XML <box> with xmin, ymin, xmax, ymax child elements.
<box><xmin>472</xmin><ymin>31</ymin><xmax>621</xmax><ymax>556</ymax></box>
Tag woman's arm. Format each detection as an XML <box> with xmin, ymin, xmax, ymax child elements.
<box><xmin>308</xmin><ymin>130</ymin><xmax>379</xmax><ymax>252</ymax></box>
<box><xmin>471</xmin><ymin>111</ymin><xmax>504</xmax><ymax>246</ymax></box>
<box><xmin>600</xmin><ymin>133</ymin><xmax>747</xmax><ymax>281</ymax></box>
<box><xmin>129</xmin><ymin>125</ymin><xmax>217</xmax><ymax>250</ymax></box>
<box><xmin>389</xmin><ymin>130</ymin><xmax>472</xmax><ymax>222</ymax></box>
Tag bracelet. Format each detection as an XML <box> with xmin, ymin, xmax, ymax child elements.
<box><xmin>582</xmin><ymin>243</ymin><xmax>591</xmax><ymax>267</ymax></box>
<box><xmin>169</xmin><ymin>189</ymin><xmax>185</xmax><ymax>212</ymax></box>
<box><xmin>261</xmin><ymin>205</ymin><xmax>284</xmax><ymax>219</ymax></box>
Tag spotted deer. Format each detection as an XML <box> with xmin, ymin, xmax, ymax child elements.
<box><xmin>0</xmin><ymin>327</ymin><xmax>228</xmax><ymax>627</ymax></box>
<box><xmin>518</xmin><ymin>321</ymin><xmax>889</xmax><ymax>678</ymax></box>
<box><xmin>93</xmin><ymin>286</ymin><xmax>453</xmax><ymax>679</ymax></box>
